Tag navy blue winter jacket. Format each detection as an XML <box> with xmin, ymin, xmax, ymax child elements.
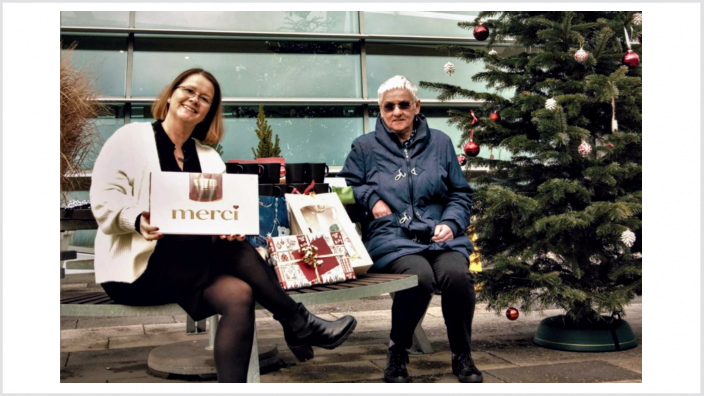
<box><xmin>338</xmin><ymin>114</ymin><xmax>474</xmax><ymax>270</ymax></box>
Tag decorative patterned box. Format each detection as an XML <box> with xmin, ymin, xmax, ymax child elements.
<box><xmin>266</xmin><ymin>231</ymin><xmax>357</xmax><ymax>290</ymax></box>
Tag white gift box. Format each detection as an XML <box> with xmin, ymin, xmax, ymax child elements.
<box><xmin>149</xmin><ymin>172</ymin><xmax>259</xmax><ymax>235</ymax></box>
<box><xmin>285</xmin><ymin>193</ymin><xmax>373</xmax><ymax>275</ymax></box>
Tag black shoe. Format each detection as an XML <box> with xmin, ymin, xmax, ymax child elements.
<box><xmin>384</xmin><ymin>345</ymin><xmax>410</xmax><ymax>383</ymax></box>
<box><xmin>277</xmin><ymin>303</ymin><xmax>357</xmax><ymax>362</ymax></box>
<box><xmin>452</xmin><ymin>352</ymin><xmax>483</xmax><ymax>383</ymax></box>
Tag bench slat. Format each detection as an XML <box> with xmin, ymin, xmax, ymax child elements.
<box><xmin>61</xmin><ymin>274</ymin><xmax>419</xmax><ymax>317</ymax></box>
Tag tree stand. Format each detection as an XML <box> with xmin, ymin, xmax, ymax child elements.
<box><xmin>533</xmin><ymin>314</ymin><xmax>638</xmax><ymax>352</ymax></box>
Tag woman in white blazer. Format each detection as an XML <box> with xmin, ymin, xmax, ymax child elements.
<box><xmin>90</xmin><ymin>68</ymin><xmax>356</xmax><ymax>382</ymax></box>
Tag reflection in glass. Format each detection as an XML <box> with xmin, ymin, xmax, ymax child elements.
<box><xmin>367</xmin><ymin>43</ymin><xmax>513</xmax><ymax>101</ymax></box>
<box><xmin>61</xmin><ymin>11</ymin><xmax>130</xmax><ymax>28</ymax></box>
<box><xmin>132</xmin><ymin>38</ymin><xmax>361</xmax><ymax>98</ymax></box>
<box><xmin>135</xmin><ymin>11</ymin><xmax>359</xmax><ymax>33</ymax></box>
<box><xmin>364</xmin><ymin>11</ymin><xmax>477</xmax><ymax>37</ymax></box>
<box><xmin>82</xmin><ymin>106</ymin><xmax>126</xmax><ymax>169</ymax></box>
<box><xmin>369</xmin><ymin>107</ymin><xmax>511</xmax><ymax>161</ymax></box>
<box><xmin>131</xmin><ymin>106</ymin><xmax>363</xmax><ymax>166</ymax></box>
<box><xmin>61</xmin><ymin>36</ymin><xmax>128</xmax><ymax>97</ymax></box>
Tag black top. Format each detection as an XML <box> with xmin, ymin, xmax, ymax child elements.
<box><xmin>134</xmin><ymin>121</ymin><xmax>204</xmax><ymax>233</ymax></box>
<box><xmin>152</xmin><ymin>120</ymin><xmax>202</xmax><ymax>173</ymax></box>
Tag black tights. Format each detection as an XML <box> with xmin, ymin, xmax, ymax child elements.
<box><xmin>202</xmin><ymin>239</ymin><xmax>299</xmax><ymax>382</ymax></box>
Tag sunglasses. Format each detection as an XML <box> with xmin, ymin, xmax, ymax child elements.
<box><xmin>383</xmin><ymin>101</ymin><xmax>414</xmax><ymax>111</ymax></box>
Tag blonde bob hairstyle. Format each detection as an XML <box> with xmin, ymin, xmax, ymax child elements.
<box><xmin>151</xmin><ymin>68</ymin><xmax>224</xmax><ymax>144</ymax></box>
<box><xmin>377</xmin><ymin>75</ymin><xmax>419</xmax><ymax>105</ymax></box>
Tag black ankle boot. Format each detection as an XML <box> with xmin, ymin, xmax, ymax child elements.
<box><xmin>277</xmin><ymin>303</ymin><xmax>357</xmax><ymax>362</ymax></box>
<box><xmin>452</xmin><ymin>352</ymin><xmax>483</xmax><ymax>383</ymax></box>
<box><xmin>384</xmin><ymin>345</ymin><xmax>410</xmax><ymax>383</ymax></box>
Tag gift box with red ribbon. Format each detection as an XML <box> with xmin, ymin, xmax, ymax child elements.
<box><xmin>266</xmin><ymin>231</ymin><xmax>357</xmax><ymax>290</ymax></box>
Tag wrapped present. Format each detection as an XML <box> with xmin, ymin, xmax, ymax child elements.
<box><xmin>267</xmin><ymin>231</ymin><xmax>357</xmax><ymax>290</ymax></box>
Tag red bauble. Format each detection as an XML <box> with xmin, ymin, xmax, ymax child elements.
<box><xmin>489</xmin><ymin>112</ymin><xmax>500</xmax><ymax>122</ymax></box>
<box><xmin>473</xmin><ymin>24</ymin><xmax>489</xmax><ymax>41</ymax></box>
<box><xmin>623</xmin><ymin>50</ymin><xmax>640</xmax><ymax>67</ymax></box>
<box><xmin>606</xmin><ymin>143</ymin><xmax>614</xmax><ymax>148</ymax></box>
<box><xmin>506</xmin><ymin>307</ymin><xmax>519</xmax><ymax>321</ymax></box>
<box><xmin>464</xmin><ymin>141</ymin><xmax>480</xmax><ymax>157</ymax></box>
<box><xmin>457</xmin><ymin>154</ymin><xmax>467</xmax><ymax>166</ymax></box>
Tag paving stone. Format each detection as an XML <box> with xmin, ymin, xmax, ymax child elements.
<box><xmin>61</xmin><ymin>325</ymin><xmax>145</xmax><ymax>340</ymax></box>
<box><xmin>417</xmin><ymin>371</ymin><xmax>505</xmax><ymax>383</ymax></box>
<box><xmin>173</xmin><ymin>315</ymin><xmax>187</xmax><ymax>323</ymax></box>
<box><xmin>604</xmin><ymin>357</ymin><xmax>642</xmax><ymax>374</ymax></box>
<box><xmin>77</xmin><ymin>316</ymin><xmax>176</xmax><ymax>329</ymax></box>
<box><xmin>61</xmin><ymin>325</ymin><xmax>145</xmax><ymax>352</ymax></box>
<box><xmin>61</xmin><ymin>283</ymin><xmax>89</xmax><ymax>291</ymax></box>
<box><xmin>66</xmin><ymin>346</ymin><xmax>155</xmax><ymax>367</ymax></box>
<box><xmin>370</xmin><ymin>351</ymin><xmax>515</xmax><ymax>379</ymax></box>
<box><xmin>61</xmin><ymin>319</ymin><xmax>78</xmax><ymax>330</ymax></box>
<box><xmin>144</xmin><ymin>322</ymin><xmax>188</xmax><ymax>335</ymax></box>
<box><xmin>261</xmin><ymin>361</ymin><xmax>383</xmax><ymax>383</ymax></box>
<box><xmin>61</xmin><ymin>353</ymin><xmax>69</xmax><ymax>368</ymax></box>
<box><xmin>61</xmin><ymin>336</ymin><xmax>109</xmax><ymax>353</ymax></box>
<box><xmin>60</xmin><ymin>272</ymin><xmax>96</xmax><ymax>285</ymax></box>
<box><xmin>61</xmin><ymin>361</ymin><xmax>156</xmax><ymax>383</ymax></box>
<box><xmin>485</xmin><ymin>360</ymin><xmax>641</xmax><ymax>383</ymax></box>
<box><xmin>108</xmin><ymin>331</ymin><xmax>208</xmax><ymax>350</ymax></box>
<box><xmin>487</xmin><ymin>341</ymin><xmax>642</xmax><ymax>366</ymax></box>
<box><xmin>109</xmin><ymin>375</ymin><xmax>214</xmax><ymax>383</ymax></box>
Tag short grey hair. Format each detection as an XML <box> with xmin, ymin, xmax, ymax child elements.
<box><xmin>377</xmin><ymin>75</ymin><xmax>419</xmax><ymax>105</ymax></box>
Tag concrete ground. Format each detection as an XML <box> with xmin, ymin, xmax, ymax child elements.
<box><xmin>60</xmin><ymin>272</ymin><xmax>642</xmax><ymax>384</ymax></box>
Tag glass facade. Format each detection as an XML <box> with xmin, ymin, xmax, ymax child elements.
<box><xmin>132</xmin><ymin>105</ymin><xmax>363</xmax><ymax>166</ymax></box>
<box><xmin>364</xmin><ymin>11</ymin><xmax>477</xmax><ymax>37</ymax></box>
<box><xmin>61</xmin><ymin>10</ymin><xmax>520</xmax><ymax>248</ymax></box>
<box><xmin>135</xmin><ymin>11</ymin><xmax>359</xmax><ymax>34</ymax></box>
<box><xmin>62</xmin><ymin>11</ymin><xmax>511</xmax><ymax>171</ymax></box>
<box><xmin>60</xmin><ymin>11</ymin><xmax>130</xmax><ymax>28</ymax></box>
<box><xmin>132</xmin><ymin>38</ymin><xmax>361</xmax><ymax>98</ymax></box>
<box><xmin>61</xmin><ymin>36</ymin><xmax>128</xmax><ymax>97</ymax></box>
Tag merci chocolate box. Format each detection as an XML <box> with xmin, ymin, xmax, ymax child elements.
<box><xmin>149</xmin><ymin>172</ymin><xmax>259</xmax><ymax>235</ymax></box>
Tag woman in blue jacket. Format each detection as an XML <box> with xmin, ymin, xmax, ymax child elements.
<box><xmin>339</xmin><ymin>76</ymin><xmax>482</xmax><ymax>383</ymax></box>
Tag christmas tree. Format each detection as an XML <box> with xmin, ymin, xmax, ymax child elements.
<box><xmin>251</xmin><ymin>104</ymin><xmax>281</xmax><ymax>159</ymax></box>
<box><xmin>420</xmin><ymin>12</ymin><xmax>642</xmax><ymax>323</ymax></box>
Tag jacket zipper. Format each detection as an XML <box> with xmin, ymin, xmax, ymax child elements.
<box><xmin>404</xmin><ymin>147</ymin><xmax>415</xmax><ymax>222</ymax></box>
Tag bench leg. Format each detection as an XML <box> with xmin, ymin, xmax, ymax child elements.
<box><xmin>186</xmin><ymin>315</ymin><xmax>207</xmax><ymax>334</ymax></box>
<box><xmin>390</xmin><ymin>292</ymin><xmax>435</xmax><ymax>354</ymax></box>
<box><xmin>206</xmin><ymin>315</ymin><xmax>260</xmax><ymax>383</ymax></box>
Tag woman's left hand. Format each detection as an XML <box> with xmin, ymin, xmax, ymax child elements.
<box><xmin>221</xmin><ymin>234</ymin><xmax>246</xmax><ymax>242</ymax></box>
<box><xmin>431</xmin><ymin>224</ymin><xmax>454</xmax><ymax>243</ymax></box>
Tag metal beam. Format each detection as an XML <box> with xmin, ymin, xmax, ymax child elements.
<box><xmin>95</xmin><ymin>97</ymin><xmax>485</xmax><ymax>106</ymax></box>
<box><xmin>60</xmin><ymin>26</ymin><xmax>515</xmax><ymax>46</ymax></box>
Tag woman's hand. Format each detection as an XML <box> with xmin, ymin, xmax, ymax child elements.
<box><xmin>139</xmin><ymin>211</ymin><xmax>163</xmax><ymax>241</ymax></box>
<box><xmin>221</xmin><ymin>234</ymin><xmax>246</xmax><ymax>242</ymax></box>
<box><xmin>431</xmin><ymin>224</ymin><xmax>454</xmax><ymax>243</ymax></box>
<box><xmin>372</xmin><ymin>199</ymin><xmax>392</xmax><ymax>219</ymax></box>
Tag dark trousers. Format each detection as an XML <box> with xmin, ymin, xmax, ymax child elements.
<box><xmin>372</xmin><ymin>250</ymin><xmax>476</xmax><ymax>354</ymax></box>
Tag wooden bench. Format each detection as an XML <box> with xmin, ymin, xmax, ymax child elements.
<box><xmin>60</xmin><ymin>206</ymin><xmax>434</xmax><ymax>381</ymax></box>
<box><xmin>61</xmin><ymin>273</ymin><xmax>418</xmax><ymax>382</ymax></box>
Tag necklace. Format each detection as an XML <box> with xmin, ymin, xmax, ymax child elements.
<box><xmin>177</xmin><ymin>157</ymin><xmax>184</xmax><ymax>162</ymax></box>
